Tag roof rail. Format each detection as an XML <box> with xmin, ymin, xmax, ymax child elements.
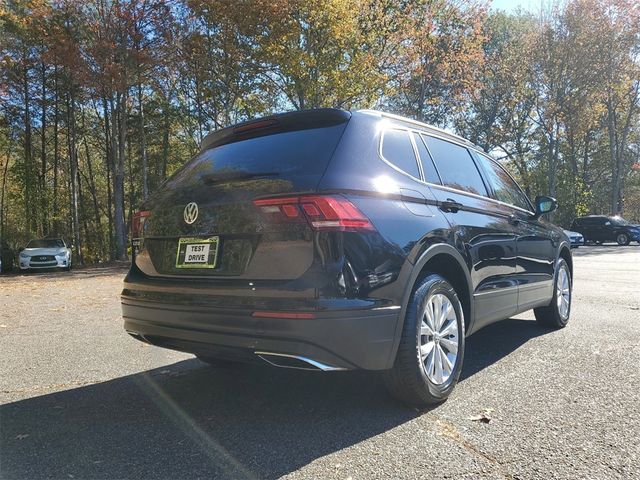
<box><xmin>356</xmin><ymin>109</ymin><xmax>476</xmax><ymax>148</ymax></box>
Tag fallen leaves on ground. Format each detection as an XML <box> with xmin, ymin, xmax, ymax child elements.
<box><xmin>468</xmin><ymin>408</ymin><xmax>494</xmax><ymax>424</ymax></box>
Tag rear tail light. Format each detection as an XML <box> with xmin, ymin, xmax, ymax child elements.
<box><xmin>253</xmin><ymin>195</ymin><xmax>374</xmax><ymax>231</ymax></box>
<box><xmin>131</xmin><ymin>210</ymin><xmax>151</xmax><ymax>238</ymax></box>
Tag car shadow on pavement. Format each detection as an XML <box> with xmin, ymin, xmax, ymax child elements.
<box><xmin>461</xmin><ymin>318</ymin><xmax>550</xmax><ymax>381</ymax></box>
<box><xmin>0</xmin><ymin>319</ymin><xmax>550</xmax><ymax>479</ymax></box>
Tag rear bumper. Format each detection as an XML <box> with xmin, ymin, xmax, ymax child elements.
<box><xmin>121</xmin><ymin>295</ymin><xmax>400</xmax><ymax>371</ymax></box>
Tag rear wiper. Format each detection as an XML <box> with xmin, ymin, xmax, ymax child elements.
<box><xmin>201</xmin><ymin>171</ymin><xmax>279</xmax><ymax>185</ymax></box>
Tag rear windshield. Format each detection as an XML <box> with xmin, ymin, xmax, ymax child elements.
<box><xmin>27</xmin><ymin>239</ymin><xmax>64</xmax><ymax>248</ymax></box>
<box><xmin>167</xmin><ymin>124</ymin><xmax>347</xmax><ymax>187</ymax></box>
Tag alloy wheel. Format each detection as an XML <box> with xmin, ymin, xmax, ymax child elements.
<box><xmin>556</xmin><ymin>265</ymin><xmax>571</xmax><ymax>319</ymax></box>
<box><xmin>617</xmin><ymin>234</ymin><xmax>628</xmax><ymax>245</ymax></box>
<box><xmin>419</xmin><ymin>293</ymin><xmax>459</xmax><ymax>385</ymax></box>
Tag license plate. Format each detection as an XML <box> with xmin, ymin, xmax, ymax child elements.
<box><xmin>175</xmin><ymin>237</ymin><xmax>219</xmax><ymax>269</ymax></box>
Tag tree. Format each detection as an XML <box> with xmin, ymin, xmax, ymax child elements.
<box><xmin>388</xmin><ymin>0</ymin><xmax>487</xmax><ymax>126</ymax></box>
<box><xmin>244</xmin><ymin>0</ymin><xmax>393</xmax><ymax>110</ymax></box>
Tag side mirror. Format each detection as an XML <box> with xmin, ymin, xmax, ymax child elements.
<box><xmin>533</xmin><ymin>195</ymin><xmax>558</xmax><ymax>219</ymax></box>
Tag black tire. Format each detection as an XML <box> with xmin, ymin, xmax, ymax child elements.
<box><xmin>534</xmin><ymin>258</ymin><xmax>571</xmax><ymax>329</ymax></box>
<box><xmin>383</xmin><ymin>274</ymin><xmax>465</xmax><ymax>407</ymax></box>
<box><xmin>616</xmin><ymin>233</ymin><xmax>630</xmax><ymax>246</ymax></box>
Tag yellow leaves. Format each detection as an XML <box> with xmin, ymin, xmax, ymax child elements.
<box><xmin>243</xmin><ymin>0</ymin><xmax>391</xmax><ymax>108</ymax></box>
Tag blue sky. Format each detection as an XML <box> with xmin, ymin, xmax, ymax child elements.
<box><xmin>490</xmin><ymin>0</ymin><xmax>542</xmax><ymax>12</ymax></box>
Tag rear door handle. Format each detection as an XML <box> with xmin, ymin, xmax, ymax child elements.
<box><xmin>439</xmin><ymin>198</ymin><xmax>463</xmax><ymax>213</ymax></box>
<box><xmin>508</xmin><ymin>214</ymin><xmax>520</xmax><ymax>225</ymax></box>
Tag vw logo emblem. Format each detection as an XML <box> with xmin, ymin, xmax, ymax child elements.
<box><xmin>183</xmin><ymin>202</ymin><xmax>199</xmax><ymax>224</ymax></box>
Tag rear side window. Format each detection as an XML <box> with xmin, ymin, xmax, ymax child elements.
<box><xmin>473</xmin><ymin>153</ymin><xmax>532</xmax><ymax>211</ymax></box>
<box><xmin>423</xmin><ymin>136</ymin><xmax>488</xmax><ymax>196</ymax></box>
<box><xmin>582</xmin><ymin>217</ymin><xmax>603</xmax><ymax>226</ymax></box>
<box><xmin>381</xmin><ymin>129</ymin><xmax>420</xmax><ymax>178</ymax></box>
<box><xmin>168</xmin><ymin>124</ymin><xmax>347</xmax><ymax>186</ymax></box>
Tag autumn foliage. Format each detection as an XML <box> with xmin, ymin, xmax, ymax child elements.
<box><xmin>0</xmin><ymin>0</ymin><xmax>639</xmax><ymax>263</ymax></box>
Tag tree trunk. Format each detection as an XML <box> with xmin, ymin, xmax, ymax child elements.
<box><xmin>82</xmin><ymin>107</ymin><xmax>105</xmax><ymax>256</ymax></box>
<box><xmin>112</xmin><ymin>91</ymin><xmax>128</xmax><ymax>261</ymax></box>
<box><xmin>52</xmin><ymin>65</ymin><xmax>60</xmax><ymax>232</ymax></box>
<box><xmin>102</xmin><ymin>96</ymin><xmax>114</xmax><ymax>260</ymax></box>
<box><xmin>161</xmin><ymin>104</ymin><xmax>170</xmax><ymax>180</ymax></box>
<box><xmin>607</xmin><ymin>98</ymin><xmax>621</xmax><ymax>214</ymax></box>
<box><xmin>40</xmin><ymin>59</ymin><xmax>48</xmax><ymax>235</ymax></box>
<box><xmin>67</xmin><ymin>85</ymin><xmax>83</xmax><ymax>265</ymax></box>
<box><xmin>547</xmin><ymin>126</ymin><xmax>558</xmax><ymax>199</ymax></box>
<box><xmin>0</xmin><ymin>139</ymin><xmax>10</xmax><ymax>242</ymax></box>
<box><xmin>23</xmin><ymin>61</ymin><xmax>33</xmax><ymax>234</ymax></box>
<box><xmin>137</xmin><ymin>80</ymin><xmax>149</xmax><ymax>199</ymax></box>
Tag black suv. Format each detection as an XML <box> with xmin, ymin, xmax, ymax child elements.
<box><xmin>570</xmin><ymin>215</ymin><xmax>640</xmax><ymax>246</ymax></box>
<box><xmin>122</xmin><ymin>109</ymin><xmax>572</xmax><ymax>406</ymax></box>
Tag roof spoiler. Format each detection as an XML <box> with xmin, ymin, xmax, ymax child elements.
<box><xmin>200</xmin><ymin>108</ymin><xmax>351</xmax><ymax>151</ymax></box>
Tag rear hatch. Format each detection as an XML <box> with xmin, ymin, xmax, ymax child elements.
<box><xmin>133</xmin><ymin>109</ymin><xmax>350</xmax><ymax>280</ymax></box>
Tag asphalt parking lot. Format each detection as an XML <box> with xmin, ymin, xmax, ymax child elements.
<box><xmin>1</xmin><ymin>245</ymin><xmax>639</xmax><ymax>479</ymax></box>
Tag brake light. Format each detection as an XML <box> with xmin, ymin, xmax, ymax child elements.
<box><xmin>131</xmin><ymin>210</ymin><xmax>151</xmax><ymax>238</ymax></box>
<box><xmin>253</xmin><ymin>195</ymin><xmax>374</xmax><ymax>231</ymax></box>
<box><xmin>233</xmin><ymin>119</ymin><xmax>278</xmax><ymax>134</ymax></box>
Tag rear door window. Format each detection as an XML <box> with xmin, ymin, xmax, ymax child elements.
<box><xmin>423</xmin><ymin>136</ymin><xmax>488</xmax><ymax>196</ymax></box>
<box><xmin>472</xmin><ymin>153</ymin><xmax>532</xmax><ymax>211</ymax></box>
<box><xmin>381</xmin><ymin>129</ymin><xmax>421</xmax><ymax>178</ymax></box>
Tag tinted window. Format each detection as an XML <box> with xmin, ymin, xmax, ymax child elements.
<box><xmin>381</xmin><ymin>129</ymin><xmax>420</xmax><ymax>178</ymax></box>
<box><xmin>423</xmin><ymin>136</ymin><xmax>488</xmax><ymax>196</ymax></box>
<box><xmin>27</xmin><ymin>239</ymin><xmax>65</xmax><ymax>248</ymax></box>
<box><xmin>582</xmin><ymin>217</ymin><xmax>604</xmax><ymax>226</ymax></box>
<box><xmin>610</xmin><ymin>216</ymin><xmax>630</xmax><ymax>226</ymax></box>
<box><xmin>473</xmin><ymin>153</ymin><xmax>532</xmax><ymax>211</ymax></box>
<box><xmin>167</xmin><ymin>124</ymin><xmax>347</xmax><ymax>187</ymax></box>
<box><xmin>413</xmin><ymin>133</ymin><xmax>441</xmax><ymax>184</ymax></box>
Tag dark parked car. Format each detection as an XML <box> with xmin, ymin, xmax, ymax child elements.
<box><xmin>570</xmin><ymin>215</ymin><xmax>640</xmax><ymax>245</ymax></box>
<box><xmin>122</xmin><ymin>109</ymin><xmax>572</xmax><ymax>406</ymax></box>
<box><xmin>0</xmin><ymin>239</ymin><xmax>14</xmax><ymax>273</ymax></box>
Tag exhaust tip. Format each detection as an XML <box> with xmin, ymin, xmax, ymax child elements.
<box><xmin>255</xmin><ymin>351</ymin><xmax>346</xmax><ymax>371</ymax></box>
<box><xmin>126</xmin><ymin>330</ymin><xmax>150</xmax><ymax>343</ymax></box>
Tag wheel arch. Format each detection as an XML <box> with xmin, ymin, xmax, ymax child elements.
<box><xmin>558</xmin><ymin>241</ymin><xmax>573</xmax><ymax>278</ymax></box>
<box><xmin>386</xmin><ymin>244</ymin><xmax>474</xmax><ymax>369</ymax></box>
